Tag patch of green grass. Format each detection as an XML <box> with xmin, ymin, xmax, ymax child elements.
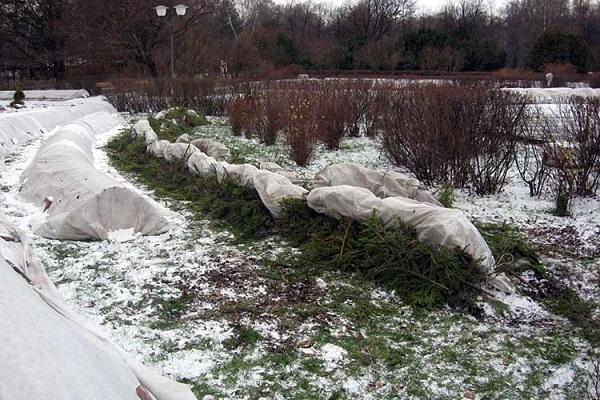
<box><xmin>489</xmin><ymin>299</ymin><xmax>511</xmax><ymax>316</ymax></box>
<box><xmin>223</xmin><ymin>325</ymin><xmax>262</xmax><ymax>349</ymax></box>
<box><xmin>479</xmin><ymin>222</ymin><xmax>600</xmax><ymax>346</ymax></box>
<box><xmin>150</xmin><ymin>289</ymin><xmax>195</xmax><ymax>329</ymax></box>
<box><xmin>544</xmin><ymin>286</ymin><xmax>600</xmax><ymax>345</ymax></box>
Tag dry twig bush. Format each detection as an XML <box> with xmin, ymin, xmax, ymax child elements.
<box><xmin>281</xmin><ymin>92</ymin><xmax>319</xmax><ymax>166</ymax></box>
<box><xmin>107</xmin><ymin>78</ymin><xmax>227</xmax><ymax>115</ymax></box>
<box><xmin>558</xmin><ymin>96</ymin><xmax>600</xmax><ymax>196</ymax></box>
<box><xmin>379</xmin><ymin>84</ymin><xmax>527</xmax><ymax>195</ymax></box>
<box><xmin>314</xmin><ymin>83</ymin><xmax>353</xmax><ymax>150</ymax></box>
<box><xmin>514</xmin><ymin>106</ymin><xmax>551</xmax><ymax>197</ymax></box>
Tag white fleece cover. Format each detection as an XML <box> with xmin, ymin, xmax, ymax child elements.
<box><xmin>0</xmin><ymin>213</ymin><xmax>196</xmax><ymax>400</ymax></box>
<box><xmin>505</xmin><ymin>87</ymin><xmax>600</xmax><ymax>103</ymax></box>
<box><xmin>187</xmin><ymin>151</ymin><xmax>226</xmax><ymax>181</ymax></box>
<box><xmin>191</xmin><ymin>138</ymin><xmax>231</xmax><ymax>161</ymax></box>
<box><xmin>19</xmin><ymin>117</ymin><xmax>169</xmax><ymax>240</ymax></box>
<box><xmin>313</xmin><ymin>163</ymin><xmax>442</xmax><ymax>206</ymax></box>
<box><xmin>307</xmin><ymin>186</ymin><xmax>514</xmax><ymax>293</ymax></box>
<box><xmin>253</xmin><ymin>170</ymin><xmax>308</xmax><ymax>217</ymax></box>
<box><xmin>0</xmin><ymin>97</ymin><xmax>113</xmax><ymax>157</ymax></box>
<box><xmin>0</xmin><ymin>89</ymin><xmax>89</xmax><ymax>100</ymax></box>
<box><xmin>133</xmin><ymin>119</ymin><xmax>159</xmax><ymax>144</ymax></box>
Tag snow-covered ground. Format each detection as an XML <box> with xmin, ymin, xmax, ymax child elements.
<box><xmin>1</xmin><ymin>95</ymin><xmax>598</xmax><ymax>399</ymax></box>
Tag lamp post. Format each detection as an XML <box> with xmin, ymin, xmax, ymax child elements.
<box><xmin>154</xmin><ymin>5</ymin><xmax>189</xmax><ymax>78</ymax></box>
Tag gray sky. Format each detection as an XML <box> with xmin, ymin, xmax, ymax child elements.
<box><xmin>271</xmin><ymin>0</ymin><xmax>508</xmax><ymax>14</ymax></box>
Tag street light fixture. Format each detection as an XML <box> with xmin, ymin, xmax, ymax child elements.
<box><xmin>154</xmin><ymin>5</ymin><xmax>168</xmax><ymax>17</ymax></box>
<box><xmin>174</xmin><ymin>4</ymin><xmax>189</xmax><ymax>16</ymax></box>
<box><xmin>154</xmin><ymin>5</ymin><xmax>189</xmax><ymax>78</ymax></box>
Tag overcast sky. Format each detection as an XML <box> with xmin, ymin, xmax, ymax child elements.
<box><xmin>271</xmin><ymin>0</ymin><xmax>508</xmax><ymax>14</ymax></box>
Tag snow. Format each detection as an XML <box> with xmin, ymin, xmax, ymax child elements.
<box><xmin>320</xmin><ymin>343</ymin><xmax>348</xmax><ymax>370</ymax></box>
<box><xmin>0</xmin><ymin>89</ymin><xmax>89</xmax><ymax>101</ymax></box>
<box><xmin>108</xmin><ymin>228</ymin><xmax>138</xmax><ymax>242</ymax></box>
<box><xmin>506</xmin><ymin>87</ymin><xmax>600</xmax><ymax>103</ymax></box>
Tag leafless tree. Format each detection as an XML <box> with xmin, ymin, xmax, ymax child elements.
<box><xmin>0</xmin><ymin>0</ymin><xmax>66</xmax><ymax>79</ymax></box>
<box><xmin>64</xmin><ymin>0</ymin><xmax>213</xmax><ymax>77</ymax></box>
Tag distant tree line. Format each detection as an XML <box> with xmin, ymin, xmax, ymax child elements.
<box><xmin>1</xmin><ymin>0</ymin><xmax>599</xmax><ymax>80</ymax></box>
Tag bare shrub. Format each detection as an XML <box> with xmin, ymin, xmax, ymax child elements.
<box><xmin>558</xmin><ymin>96</ymin><xmax>600</xmax><ymax>196</ymax></box>
<box><xmin>379</xmin><ymin>84</ymin><xmax>526</xmax><ymax>194</ymax></box>
<box><xmin>281</xmin><ymin>94</ymin><xmax>319</xmax><ymax>166</ymax></box>
<box><xmin>468</xmin><ymin>90</ymin><xmax>526</xmax><ymax>194</ymax></box>
<box><xmin>314</xmin><ymin>83</ymin><xmax>353</xmax><ymax>150</ymax></box>
<box><xmin>106</xmin><ymin>78</ymin><xmax>225</xmax><ymax>115</ymax></box>
<box><xmin>345</xmin><ymin>80</ymin><xmax>374</xmax><ymax>137</ymax></box>
<box><xmin>254</xmin><ymin>90</ymin><xmax>284</xmax><ymax>145</ymax></box>
<box><xmin>226</xmin><ymin>96</ymin><xmax>253</xmax><ymax>137</ymax></box>
<box><xmin>515</xmin><ymin>106</ymin><xmax>551</xmax><ymax>197</ymax></box>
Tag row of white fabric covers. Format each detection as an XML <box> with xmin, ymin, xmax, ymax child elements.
<box><xmin>0</xmin><ymin>212</ymin><xmax>196</xmax><ymax>400</ymax></box>
<box><xmin>0</xmin><ymin>96</ymin><xmax>111</xmax><ymax>158</ymax></box>
<box><xmin>19</xmin><ymin>112</ymin><xmax>170</xmax><ymax>240</ymax></box>
<box><xmin>131</xmin><ymin>119</ymin><xmax>515</xmax><ymax>293</ymax></box>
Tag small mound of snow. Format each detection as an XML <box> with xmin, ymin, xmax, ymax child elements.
<box><xmin>320</xmin><ymin>343</ymin><xmax>348</xmax><ymax>371</ymax></box>
<box><xmin>108</xmin><ymin>228</ymin><xmax>137</xmax><ymax>243</ymax></box>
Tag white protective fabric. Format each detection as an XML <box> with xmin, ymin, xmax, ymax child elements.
<box><xmin>191</xmin><ymin>139</ymin><xmax>231</xmax><ymax>161</ymax></box>
<box><xmin>313</xmin><ymin>163</ymin><xmax>442</xmax><ymax>206</ymax></box>
<box><xmin>260</xmin><ymin>161</ymin><xmax>297</xmax><ymax>181</ymax></box>
<box><xmin>133</xmin><ymin>119</ymin><xmax>159</xmax><ymax>144</ymax></box>
<box><xmin>176</xmin><ymin>134</ymin><xmax>191</xmax><ymax>143</ymax></box>
<box><xmin>505</xmin><ymin>87</ymin><xmax>600</xmax><ymax>104</ymax></box>
<box><xmin>163</xmin><ymin>142</ymin><xmax>199</xmax><ymax>162</ymax></box>
<box><xmin>0</xmin><ymin>213</ymin><xmax>196</xmax><ymax>400</ymax></box>
<box><xmin>0</xmin><ymin>97</ymin><xmax>115</xmax><ymax>157</ymax></box>
<box><xmin>253</xmin><ymin>170</ymin><xmax>308</xmax><ymax>217</ymax></box>
<box><xmin>307</xmin><ymin>186</ymin><xmax>514</xmax><ymax>293</ymax></box>
<box><xmin>0</xmin><ymin>89</ymin><xmax>89</xmax><ymax>100</ymax></box>
<box><xmin>222</xmin><ymin>163</ymin><xmax>259</xmax><ymax>188</ymax></box>
<box><xmin>148</xmin><ymin>139</ymin><xmax>171</xmax><ymax>158</ymax></box>
<box><xmin>20</xmin><ymin>120</ymin><xmax>170</xmax><ymax>240</ymax></box>
<box><xmin>187</xmin><ymin>151</ymin><xmax>226</xmax><ymax>181</ymax></box>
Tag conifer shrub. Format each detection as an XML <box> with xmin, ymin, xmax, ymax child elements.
<box><xmin>106</xmin><ymin>132</ymin><xmax>274</xmax><ymax>238</ymax></box>
<box><xmin>147</xmin><ymin>107</ymin><xmax>207</xmax><ymax>141</ymax></box>
<box><xmin>278</xmin><ymin>199</ymin><xmax>483</xmax><ymax>308</ymax></box>
<box><xmin>438</xmin><ymin>184</ymin><xmax>455</xmax><ymax>208</ymax></box>
<box><xmin>9</xmin><ymin>85</ymin><xmax>25</xmax><ymax>108</ymax></box>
